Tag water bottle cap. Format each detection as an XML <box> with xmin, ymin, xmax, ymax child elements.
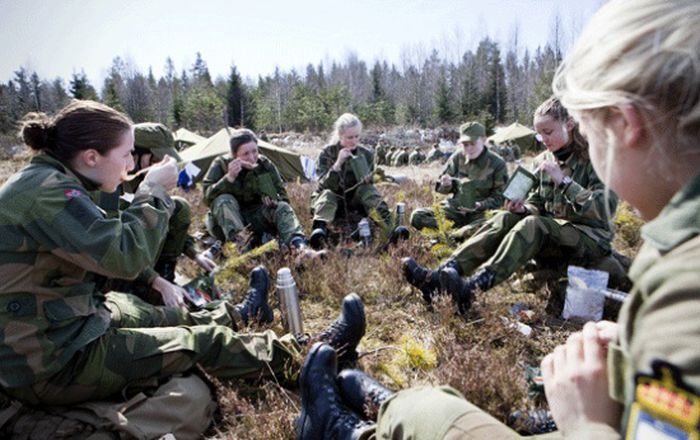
<box><xmin>276</xmin><ymin>267</ymin><xmax>296</xmax><ymax>287</ymax></box>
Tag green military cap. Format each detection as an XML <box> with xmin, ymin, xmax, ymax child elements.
<box><xmin>133</xmin><ymin>122</ymin><xmax>181</xmax><ymax>161</ymax></box>
<box><xmin>458</xmin><ymin>121</ymin><xmax>486</xmax><ymax>143</ymax></box>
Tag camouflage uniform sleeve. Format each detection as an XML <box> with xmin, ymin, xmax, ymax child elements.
<box><xmin>316</xmin><ymin>145</ymin><xmax>341</xmax><ymax>192</ymax></box>
<box><xmin>478</xmin><ymin>156</ymin><xmax>508</xmax><ymax>210</ymax></box>
<box><xmin>202</xmin><ymin>156</ymin><xmax>234</xmax><ymax>207</ymax></box>
<box><xmin>437</xmin><ymin>153</ymin><xmax>459</xmax><ymax>194</ymax></box>
<box><xmin>269</xmin><ymin>160</ymin><xmax>290</xmax><ymax>203</ymax></box>
<box><xmin>41</xmin><ymin>180</ymin><xmax>172</xmax><ymax>280</ymax></box>
<box><xmin>560</xmin><ymin>161</ymin><xmax>618</xmax><ymax>227</ymax></box>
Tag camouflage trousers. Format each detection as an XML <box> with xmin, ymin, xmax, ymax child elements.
<box><xmin>5</xmin><ymin>293</ymin><xmax>300</xmax><ymax>406</ymax></box>
<box><xmin>312</xmin><ymin>186</ymin><xmax>391</xmax><ymax>226</ymax></box>
<box><xmin>207</xmin><ymin>193</ymin><xmax>304</xmax><ymax>245</ymax></box>
<box><xmin>451</xmin><ymin>210</ymin><xmax>609</xmax><ymax>284</ymax></box>
<box><xmin>363</xmin><ymin>386</ymin><xmax>561</xmax><ymax>439</ymax></box>
<box><xmin>409</xmin><ymin>199</ymin><xmax>485</xmax><ymax>232</ymax></box>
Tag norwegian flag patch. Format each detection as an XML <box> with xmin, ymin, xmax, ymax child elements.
<box><xmin>63</xmin><ymin>189</ymin><xmax>83</xmax><ymax>199</ymax></box>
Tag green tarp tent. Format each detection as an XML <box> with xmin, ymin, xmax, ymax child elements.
<box><xmin>178</xmin><ymin>128</ymin><xmax>308</xmax><ymax>182</ymax></box>
<box><xmin>174</xmin><ymin>128</ymin><xmax>206</xmax><ymax>149</ymax></box>
<box><xmin>488</xmin><ymin>122</ymin><xmax>538</xmax><ymax>151</ymax></box>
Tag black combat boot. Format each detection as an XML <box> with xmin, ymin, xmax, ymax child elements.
<box><xmin>318</xmin><ymin>293</ymin><xmax>366</xmax><ymax>369</ymax></box>
<box><xmin>235</xmin><ymin>265</ymin><xmax>274</xmax><ymax>325</ymax></box>
<box><xmin>296</xmin><ymin>343</ymin><xmax>370</xmax><ymax>440</ymax></box>
<box><xmin>401</xmin><ymin>257</ymin><xmax>440</xmax><ymax>303</ymax></box>
<box><xmin>337</xmin><ymin>369</ymin><xmax>393</xmax><ymax>420</ymax></box>
<box><xmin>439</xmin><ymin>267</ymin><xmax>495</xmax><ymax>314</ymax></box>
<box><xmin>388</xmin><ymin>226</ymin><xmax>410</xmax><ymax>245</ymax></box>
<box><xmin>309</xmin><ymin>220</ymin><xmax>329</xmax><ymax>250</ymax></box>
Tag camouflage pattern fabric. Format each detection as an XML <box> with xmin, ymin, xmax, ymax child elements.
<box><xmin>5</xmin><ymin>293</ymin><xmax>299</xmax><ymax>406</ymax></box>
<box><xmin>311</xmin><ymin>143</ymin><xmax>391</xmax><ymax>226</ymax></box>
<box><xmin>0</xmin><ymin>154</ymin><xmax>299</xmax><ymax>406</ymax></box>
<box><xmin>410</xmin><ymin>147</ymin><xmax>508</xmax><ymax>231</ymax></box>
<box><xmin>450</xmin><ymin>149</ymin><xmax>617</xmax><ymax>283</ymax></box>
<box><xmin>202</xmin><ymin>154</ymin><xmax>304</xmax><ymax>244</ymax></box>
<box><xmin>98</xmin><ymin>186</ymin><xmax>196</xmax><ymax>286</ymax></box>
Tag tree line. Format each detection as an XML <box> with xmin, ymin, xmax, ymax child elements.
<box><xmin>0</xmin><ymin>36</ymin><xmax>563</xmax><ymax>147</ymax></box>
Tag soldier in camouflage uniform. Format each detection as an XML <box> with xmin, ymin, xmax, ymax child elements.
<box><xmin>97</xmin><ymin>122</ymin><xmax>217</xmax><ymax>307</ymax></box>
<box><xmin>403</xmin><ymin>98</ymin><xmax>618</xmax><ymax>311</ymax></box>
<box><xmin>426</xmin><ymin>143</ymin><xmax>444</xmax><ymax>163</ymax></box>
<box><xmin>298</xmin><ymin>3</ymin><xmax>700</xmax><ymax>437</ymax></box>
<box><xmin>407</xmin><ymin>147</ymin><xmax>425</xmax><ymax>165</ymax></box>
<box><xmin>203</xmin><ymin>128</ymin><xmax>316</xmax><ymax>253</ymax></box>
<box><xmin>391</xmin><ymin>147</ymin><xmax>410</xmax><ymax>167</ymax></box>
<box><xmin>309</xmin><ymin>113</ymin><xmax>396</xmax><ymax>249</ymax></box>
<box><xmin>410</xmin><ymin>122</ymin><xmax>508</xmax><ymax>237</ymax></box>
<box><xmin>0</xmin><ymin>101</ymin><xmax>365</xmax><ymax>414</ymax></box>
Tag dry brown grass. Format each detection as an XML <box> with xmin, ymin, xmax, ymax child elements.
<box><xmin>0</xmin><ymin>148</ymin><xmax>643</xmax><ymax>439</ymax></box>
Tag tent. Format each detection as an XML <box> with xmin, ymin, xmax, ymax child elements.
<box><xmin>174</xmin><ymin>128</ymin><xmax>206</xmax><ymax>149</ymax></box>
<box><xmin>488</xmin><ymin>122</ymin><xmax>538</xmax><ymax>151</ymax></box>
<box><xmin>178</xmin><ymin>128</ymin><xmax>308</xmax><ymax>182</ymax></box>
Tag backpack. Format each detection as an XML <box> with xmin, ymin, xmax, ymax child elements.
<box><xmin>0</xmin><ymin>373</ymin><xmax>217</xmax><ymax>440</ymax></box>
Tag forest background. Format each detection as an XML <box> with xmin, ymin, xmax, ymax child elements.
<box><xmin>0</xmin><ymin>15</ymin><xmax>571</xmax><ymax>151</ymax></box>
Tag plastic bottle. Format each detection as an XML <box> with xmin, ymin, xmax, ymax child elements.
<box><xmin>276</xmin><ymin>267</ymin><xmax>304</xmax><ymax>336</ymax></box>
<box><xmin>358</xmin><ymin>218</ymin><xmax>371</xmax><ymax>247</ymax></box>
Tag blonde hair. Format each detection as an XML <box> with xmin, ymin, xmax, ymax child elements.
<box><xmin>553</xmin><ymin>0</ymin><xmax>700</xmax><ymax>155</ymax></box>
<box><xmin>329</xmin><ymin>113</ymin><xmax>362</xmax><ymax>145</ymax></box>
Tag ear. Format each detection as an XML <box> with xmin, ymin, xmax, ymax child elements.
<box><xmin>565</xmin><ymin>118</ymin><xmax>576</xmax><ymax>132</ymax></box>
<box><xmin>80</xmin><ymin>149</ymin><xmax>100</xmax><ymax>167</ymax></box>
<box><xmin>615</xmin><ymin>104</ymin><xmax>647</xmax><ymax>150</ymax></box>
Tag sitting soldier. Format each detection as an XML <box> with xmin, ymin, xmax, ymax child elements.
<box><xmin>410</xmin><ymin>121</ymin><xmax>508</xmax><ymax>241</ymax></box>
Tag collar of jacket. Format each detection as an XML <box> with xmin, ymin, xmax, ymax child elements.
<box><xmin>642</xmin><ymin>170</ymin><xmax>700</xmax><ymax>253</ymax></box>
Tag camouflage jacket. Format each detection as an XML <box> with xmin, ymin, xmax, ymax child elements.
<box><xmin>202</xmin><ymin>154</ymin><xmax>288</xmax><ymax>209</ymax></box>
<box><xmin>524</xmin><ymin>150</ymin><xmax>617</xmax><ymax>250</ymax></box>
<box><xmin>315</xmin><ymin>143</ymin><xmax>376</xmax><ymax>195</ymax></box>
<box><xmin>0</xmin><ymin>154</ymin><xmax>173</xmax><ymax>388</ymax></box>
<box><xmin>438</xmin><ymin>147</ymin><xmax>508</xmax><ymax>210</ymax></box>
<box><xmin>602</xmin><ymin>171</ymin><xmax>700</xmax><ymax>438</ymax></box>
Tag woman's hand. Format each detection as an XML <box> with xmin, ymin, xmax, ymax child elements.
<box><xmin>193</xmin><ymin>252</ymin><xmax>218</xmax><ymax>273</ymax></box>
<box><xmin>143</xmin><ymin>156</ymin><xmax>178</xmax><ymax>190</ymax></box>
<box><xmin>333</xmin><ymin>148</ymin><xmax>353</xmax><ymax>171</ymax></box>
<box><xmin>505</xmin><ymin>199</ymin><xmax>527</xmax><ymax>214</ymax></box>
<box><xmin>440</xmin><ymin>174</ymin><xmax>452</xmax><ymax>189</ymax></box>
<box><xmin>151</xmin><ymin>276</ymin><xmax>186</xmax><ymax>308</ymax></box>
<box><xmin>261</xmin><ymin>196</ymin><xmax>278</xmax><ymax>208</ymax></box>
<box><xmin>539</xmin><ymin>160</ymin><xmax>565</xmax><ymax>185</ymax></box>
<box><xmin>226</xmin><ymin>159</ymin><xmax>243</xmax><ymax>182</ymax></box>
<box><xmin>541</xmin><ymin>321</ymin><xmax>622</xmax><ymax>435</ymax></box>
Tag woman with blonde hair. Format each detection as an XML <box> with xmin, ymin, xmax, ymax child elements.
<box><xmin>310</xmin><ymin>113</ymin><xmax>403</xmax><ymax>248</ymax></box>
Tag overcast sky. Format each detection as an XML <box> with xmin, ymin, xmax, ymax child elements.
<box><xmin>0</xmin><ymin>0</ymin><xmax>604</xmax><ymax>85</ymax></box>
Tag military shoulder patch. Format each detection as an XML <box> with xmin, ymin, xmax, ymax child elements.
<box><xmin>63</xmin><ymin>188</ymin><xmax>83</xmax><ymax>199</ymax></box>
<box><xmin>626</xmin><ymin>360</ymin><xmax>700</xmax><ymax>439</ymax></box>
